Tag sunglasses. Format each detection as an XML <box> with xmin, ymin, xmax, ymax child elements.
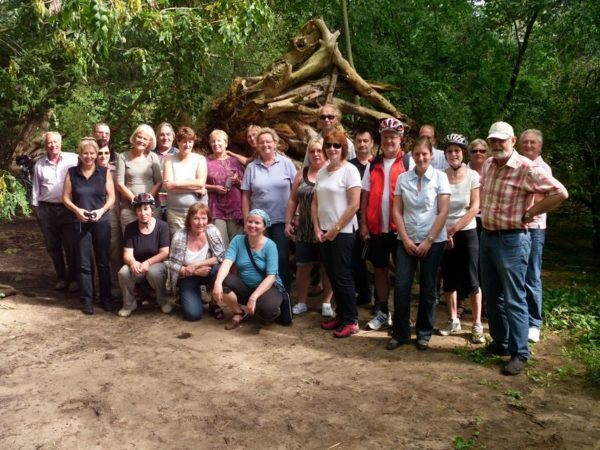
<box><xmin>324</xmin><ymin>142</ymin><xmax>342</xmax><ymax>149</ymax></box>
<box><xmin>470</xmin><ymin>149</ymin><xmax>487</xmax><ymax>154</ymax></box>
<box><xmin>319</xmin><ymin>114</ymin><xmax>336</xmax><ymax>121</ymax></box>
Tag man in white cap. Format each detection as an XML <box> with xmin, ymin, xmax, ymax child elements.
<box><xmin>479</xmin><ymin>121</ymin><xmax>568</xmax><ymax>375</ymax></box>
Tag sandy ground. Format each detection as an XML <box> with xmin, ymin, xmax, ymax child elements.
<box><xmin>1</xmin><ymin>217</ymin><xmax>599</xmax><ymax>449</ymax></box>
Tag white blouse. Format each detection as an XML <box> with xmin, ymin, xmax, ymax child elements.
<box><xmin>394</xmin><ymin>166</ymin><xmax>450</xmax><ymax>243</ymax></box>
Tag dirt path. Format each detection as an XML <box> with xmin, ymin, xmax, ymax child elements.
<box><xmin>1</xmin><ymin>217</ymin><xmax>598</xmax><ymax>449</ymax></box>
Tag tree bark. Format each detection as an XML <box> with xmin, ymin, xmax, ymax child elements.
<box><xmin>501</xmin><ymin>8</ymin><xmax>540</xmax><ymax>115</ymax></box>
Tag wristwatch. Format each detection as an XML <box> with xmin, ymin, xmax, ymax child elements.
<box><xmin>523</xmin><ymin>211</ymin><xmax>533</xmax><ymax>222</ymax></box>
<box><xmin>427</xmin><ymin>235</ymin><xmax>434</xmax><ymax>242</ymax></box>
<box><xmin>335</xmin><ymin>224</ymin><xmax>341</xmax><ymax>232</ymax></box>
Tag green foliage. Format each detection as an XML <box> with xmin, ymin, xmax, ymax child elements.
<box><xmin>452</xmin><ymin>346</ymin><xmax>497</xmax><ymax>365</ymax></box>
<box><xmin>543</xmin><ymin>287</ymin><xmax>600</xmax><ymax>385</ymax></box>
<box><xmin>0</xmin><ymin>171</ymin><xmax>31</xmax><ymax>222</ymax></box>
<box><xmin>453</xmin><ymin>433</ymin><xmax>479</xmax><ymax>450</ymax></box>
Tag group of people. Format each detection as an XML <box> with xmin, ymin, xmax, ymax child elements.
<box><xmin>30</xmin><ymin>103</ymin><xmax>568</xmax><ymax>376</ymax></box>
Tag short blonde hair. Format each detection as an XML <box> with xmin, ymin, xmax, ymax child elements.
<box><xmin>129</xmin><ymin>124</ymin><xmax>157</xmax><ymax>150</ymax></box>
<box><xmin>306</xmin><ymin>136</ymin><xmax>324</xmax><ymax>164</ymax></box>
<box><xmin>209</xmin><ymin>129</ymin><xmax>229</xmax><ymax>144</ymax></box>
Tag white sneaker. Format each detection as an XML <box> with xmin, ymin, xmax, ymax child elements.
<box><xmin>161</xmin><ymin>303</ymin><xmax>173</xmax><ymax>314</ymax></box>
<box><xmin>293</xmin><ymin>302</ymin><xmax>308</xmax><ymax>315</ymax></box>
<box><xmin>471</xmin><ymin>323</ymin><xmax>485</xmax><ymax>344</ymax></box>
<box><xmin>528</xmin><ymin>327</ymin><xmax>540</xmax><ymax>343</ymax></box>
<box><xmin>321</xmin><ymin>303</ymin><xmax>334</xmax><ymax>318</ymax></box>
<box><xmin>118</xmin><ymin>307</ymin><xmax>134</xmax><ymax>317</ymax></box>
<box><xmin>439</xmin><ymin>319</ymin><xmax>461</xmax><ymax>336</ymax></box>
<box><xmin>367</xmin><ymin>311</ymin><xmax>389</xmax><ymax>330</ymax></box>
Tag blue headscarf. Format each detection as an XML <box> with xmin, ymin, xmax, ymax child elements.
<box><xmin>248</xmin><ymin>208</ymin><xmax>271</xmax><ymax>227</ymax></box>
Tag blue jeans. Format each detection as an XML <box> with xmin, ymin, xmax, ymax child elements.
<box><xmin>78</xmin><ymin>220</ymin><xmax>111</xmax><ymax>303</ymax></box>
<box><xmin>266</xmin><ymin>223</ymin><xmax>291</xmax><ymax>292</ymax></box>
<box><xmin>177</xmin><ymin>266</ymin><xmax>218</xmax><ymax>321</ymax></box>
<box><xmin>480</xmin><ymin>230</ymin><xmax>531</xmax><ymax>358</ymax></box>
<box><xmin>320</xmin><ymin>232</ymin><xmax>358</xmax><ymax>325</ymax></box>
<box><xmin>392</xmin><ymin>241</ymin><xmax>446</xmax><ymax>342</ymax></box>
<box><xmin>526</xmin><ymin>228</ymin><xmax>545</xmax><ymax>328</ymax></box>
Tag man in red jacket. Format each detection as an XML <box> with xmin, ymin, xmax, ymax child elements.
<box><xmin>360</xmin><ymin>118</ymin><xmax>406</xmax><ymax>330</ymax></box>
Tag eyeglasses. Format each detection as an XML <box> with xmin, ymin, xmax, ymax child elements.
<box><xmin>470</xmin><ymin>149</ymin><xmax>487</xmax><ymax>154</ymax></box>
<box><xmin>324</xmin><ymin>142</ymin><xmax>342</xmax><ymax>149</ymax></box>
<box><xmin>319</xmin><ymin>114</ymin><xmax>336</xmax><ymax>121</ymax></box>
<box><xmin>98</xmin><ymin>151</ymin><xmax>110</xmax><ymax>156</ymax></box>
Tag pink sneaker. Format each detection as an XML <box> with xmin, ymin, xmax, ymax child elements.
<box><xmin>321</xmin><ymin>317</ymin><xmax>342</xmax><ymax>330</ymax></box>
<box><xmin>333</xmin><ymin>323</ymin><xmax>359</xmax><ymax>338</ymax></box>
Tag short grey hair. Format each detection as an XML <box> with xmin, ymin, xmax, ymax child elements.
<box><xmin>520</xmin><ymin>129</ymin><xmax>543</xmax><ymax>145</ymax></box>
<box><xmin>129</xmin><ymin>124</ymin><xmax>157</xmax><ymax>150</ymax></box>
<box><xmin>256</xmin><ymin>127</ymin><xmax>280</xmax><ymax>144</ymax></box>
<box><xmin>43</xmin><ymin>131</ymin><xmax>62</xmax><ymax>145</ymax></box>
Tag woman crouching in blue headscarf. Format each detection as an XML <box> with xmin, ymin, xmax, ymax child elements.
<box><xmin>212</xmin><ymin>209</ymin><xmax>291</xmax><ymax>330</ymax></box>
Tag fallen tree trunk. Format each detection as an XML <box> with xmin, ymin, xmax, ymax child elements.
<box><xmin>202</xmin><ymin>18</ymin><xmax>412</xmax><ymax>160</ymax></box>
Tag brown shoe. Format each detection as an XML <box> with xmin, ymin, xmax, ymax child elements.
<box><xmin>224</xmin><ymin>313</ymin><xmax>244</xmax><ymax>330</ymax></box>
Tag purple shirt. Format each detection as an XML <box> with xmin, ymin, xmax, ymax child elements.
<box><xmin>206</xmin><ymin>156</ymin><xmax>245</xmax><ymax>220</ymax></box>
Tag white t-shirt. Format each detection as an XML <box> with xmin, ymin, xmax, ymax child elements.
<box><xmin>315</xmin><ymin>163</ymin><xmax>362</xmax><ymax>233</ymax></box>
<box><xmin>184</xmin><ymin>241</ymin><xmax>210</xmax><ymax>265</ymax></box>
<box><xmin>446</xmin><ymin>168</ymin><xmax>480</xmax><ymax>230</ymax></box>
<box><xmin>362</xmin><ymin>158</ymin><xmax>396</xmax><ymax>233</ymax></box>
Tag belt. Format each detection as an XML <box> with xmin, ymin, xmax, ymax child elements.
<box><xmin>483</xmin><ymin>228</ymin><xmax>527</xmax><ymax>235</ymax></box>
<box><xmin>39</xmin><ymin>201</ymin><xmax>65</xmax><ymax>207</ymax></box>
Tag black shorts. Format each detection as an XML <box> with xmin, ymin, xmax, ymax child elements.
<box><xmin>441</xmin><ymin>228</ymin><xmax>479</xmax><ymax>294</ymax></box>
<box><xmin>368</xmin><ymin>232</ymin><xmax>397</xmax><ymax>268</ymax></box>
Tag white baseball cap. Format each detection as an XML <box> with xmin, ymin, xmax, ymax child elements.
<box><xmin>487</xmin><ymin>121</ymin><xmax>514</xmax><ymax>140</ymax></box>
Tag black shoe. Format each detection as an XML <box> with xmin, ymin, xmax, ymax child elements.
<box><xmin>503</xmin><ymin>355</ymin><xmax>528</xmax><ymax>375</ymax></box>
<box><xmin>416</xmin><ymin>339</ymin><xmax>429</xmax><ymax>351</ymax></box>
<box><xmin>101</xmin><ymin>299</ymin><xmax>114</xmax><ymax>312</ymax></box>
<box><xmin>482</xmin><ymin>344</ymin><xmax>510</xmax><ymax>357</ymax></box>
<box><xmin>82</xmin><ymin>300</ymin><xmax>94</xmax><ymax>315</ymax></box>
<box><xmin>386</xmin><ymin>338</ymin><xmax>406</xmax><ymax>351</ymax></box>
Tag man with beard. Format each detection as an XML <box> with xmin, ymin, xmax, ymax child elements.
<box><xmin>480</xmin><ymin>122</ymin><xmax>567</xmax><ymax>375</ymax></box>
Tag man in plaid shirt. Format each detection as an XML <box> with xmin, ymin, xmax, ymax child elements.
<box><xmin>480</xmin><ymin>121</ymin><xmax>568</xmax><ymax>376</ymax></box>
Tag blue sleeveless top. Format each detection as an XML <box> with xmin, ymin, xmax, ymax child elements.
<box><xmin>68</xmin><ymin>165</ymin><xmax>109</xmax><ymax>222</ymax></box>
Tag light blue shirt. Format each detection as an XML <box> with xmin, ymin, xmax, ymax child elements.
<box><xmin>394</xmin><ymin>166</ymin><xmax>451</xmax><ymax>243</ymax></box>
<box><xmin>241</xmin><ymin>154</ymin><xmax>297</xmax><ymax>224</ymax></box>
<box><xmin>224</xmin><ymin>235</ymin><xmax>283</xmax><ymax>288</ymax></box>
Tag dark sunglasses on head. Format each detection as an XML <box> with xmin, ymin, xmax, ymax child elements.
<box><xmin>470</xmin><ymin>149</ymin><xmax>487</xmax><ymax>154</ymax></box>
<box><xmin>319</xmin><ymin>114</ymin><xmax>336</xmax><ymax>121</ymax></box>
<box><xmin>324</xmin><ymin>142</ymin><xmax>342</xmax><ymax>149</ymax></box>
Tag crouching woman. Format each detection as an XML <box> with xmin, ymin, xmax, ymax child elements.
<box><xmin>212</xmin><ymin>209</ymin><xmax>287</xmax><ymax>330</ymax></box>
<box><xmin>166</xmin><ymin>203</ymin><xmax>227</xmax><ymax>321</ymax></box>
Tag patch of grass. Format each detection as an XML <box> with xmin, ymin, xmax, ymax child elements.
<box><xmin>452</xmin><ymin>346</ymin><xmax>498</xmax><ymax>365</ymax></box>
<box><xmin>543</xmin><ymin>287</ymin><xmax>600</xmax><ymax>385</ymax></box>
<box><xmin>454</xmin><ymin>430</ymin><xmax>481</xmax><ymax>450</ymax></box>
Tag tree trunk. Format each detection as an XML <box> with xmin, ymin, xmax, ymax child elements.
<box><xmin>501</xmin><ymin>9</ymin><xmax>539</xmax><ymax>115</ymax></box>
